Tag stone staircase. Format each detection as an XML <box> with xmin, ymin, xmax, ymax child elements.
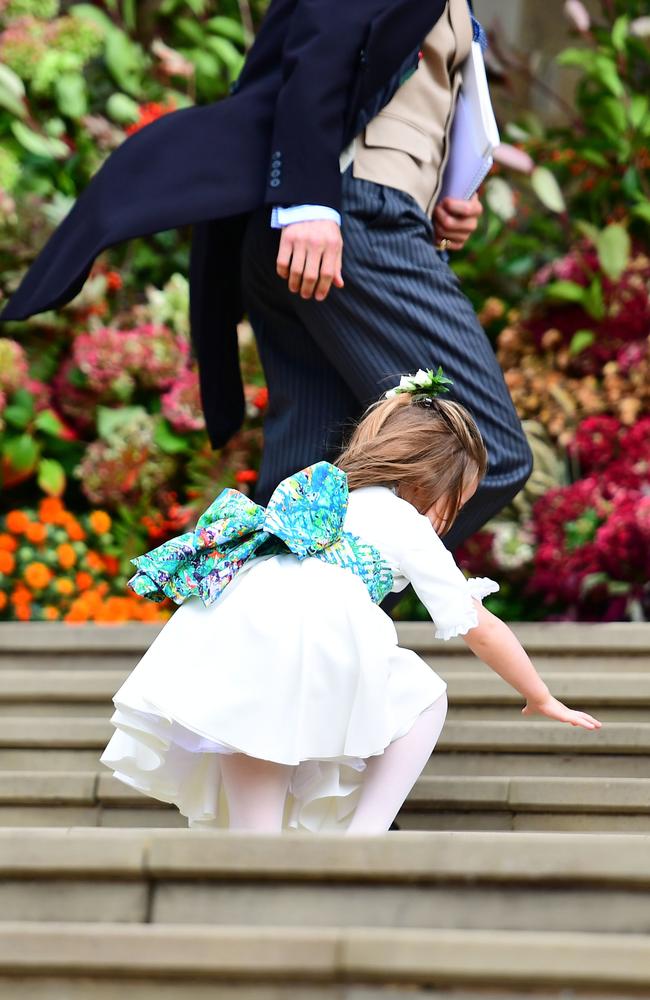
<box><xmin>1</xmin><ymin>621</ymin><xmax>650</xmax><ymax>997</ymax></box>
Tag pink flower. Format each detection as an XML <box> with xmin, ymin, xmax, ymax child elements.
<box><xmin>493</xmin><ymin>144</ymin><xmax>534</xmax><ymax>175</ymax></box>
<box><xmin>564</xmin><ymin>0</ymin><xmax>590</xmax><ymax>32</ymax></box>
<box><xmin>568</xmin><ymin>415</ymin><xmax>623</xmax><ymax>474</ymax></box>
<box><xmin>161</xmin><ymin>368</ymin><xmax>205</xmax><ymax>432</ymax></box>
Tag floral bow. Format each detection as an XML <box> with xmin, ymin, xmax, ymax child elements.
<box><xmin>128</xmin><ymin>462</ymin><xmax>392</xmax><ymax>607</ymax></box>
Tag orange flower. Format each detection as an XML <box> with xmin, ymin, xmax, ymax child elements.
<box><xmin>11</xmin><ymin>585</ymin><xmax>31</xmax><ymax>604</ymax></box>
<box><xmin>15</xmin><ymin>603</ymin><xmax>32</xmax><ymax>621</ymax></box>
<box><xmin>63</xmin><ymin>516</ymin><xmax>86</xmax><ymax>542</ymax></box>
<box><xmin>86</xmin><ymin>551</ymin><xmax>104</xmax><ymax>571</ymax></box>
<box><xmin>64</xmin><ymin>599</ymin><xmax>89</xmax><ymax>623</ymax></box>
<box><xmin>25</xmin><ymin>522</ymin><xmax>48</xmax><ymax>545</ymax></box>
<box><xmin>76</xmin><ymin>571</ymin><xmax>93</xmax><ymax>592</ymax></box>
<box><xmin>89</xmin><ymin>510</ymin><xmax>112</xmax><ymax>534</ymax></box>
<box><xmin>6</xmin><ymin>511</ymin><xmax>29</xmax><ymax>534</ymax></box>
<box><xmin>39</xmin><ymin>497</ymin><xmax>67</xmax><ymax>525</ymax></box>
<box><xmin>43</xmin><ymin>606</ymin><xmax>59</xmax><ymax>620</ymax></box>
<box><xmin>24</xmin><ymin>562</ymin><xmax>53</xmax><ymax>590</ymax></box>
<box><xmin>0</xmin><ymin>551</ymin><xmax>15</xmax><ymax>575</ymax></box>
<box><xmin>0</xmin><ymin>534</ymin><xmax>17</xmax><ymax>552</ymax></box>
<box><xmin>56</xmin><ymin>544</ymin><xmax>77</xmax><ymax>570</ymax></box>
<box><xmin>56</xmin><ymin>578</ymin><xmax>75</xmax><ymax>596</ymax></box>
<box><xmin>0</xmin><ymin>592</ymin><xmax>7</xmax><ymax>611</ymax></box>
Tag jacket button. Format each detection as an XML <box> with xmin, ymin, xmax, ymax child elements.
<box><xmin>273</xmin><ymin>150</ymin><xmax>282</xmax><ymax>158</ymax></box>
<box><xmin>270</xmin><ymin>178</ymin><xmax>281</xmax><ymax>188</ymax></box>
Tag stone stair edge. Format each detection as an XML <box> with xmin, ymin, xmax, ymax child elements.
<box><xmin>2</xmin><ymin>718</ymin><xmax>649</xmax><ymax>753</ymax></box>
<box><xmin>1</xmin><ymin>621</ymin><xmax>649</xmax><ymax>653</ymax></box>
<box><xmin>1</xmin><ymin>828</ymin><xmax>649</xmax><ymax>883</ymax></box>
<box><xmin>0</xmin><ymin>923</ymin><xmax>650</xmax><ymax>988</ymax></box>
<box><xmin>3</xmin><ymin>771</ymin><xmax>650</xmax><ymax>816</ymax></box>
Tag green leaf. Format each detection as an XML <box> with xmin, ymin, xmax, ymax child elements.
<box><xmin>599</xmin><ymin>96</ymin><xmax>626</xmax><ymax>134</ymax></box>
<box><xmin>545</xmin><ymin>280</ymin><xmax>587</xmax><ymax>303</ymax></box>
<box><xmin>485</xmin><ymin>177</ymin><xmax>515</xmax><ymax>221</ymax></box>
<box><xmin>3</xmin><ymin>434</ymin><xmax>39</xmax><ymax>472</ymax></box>
<box><xmin>176</xmin><ymin>17</ymin><xmax>206</xmax><ymax>45</ymax></box>
<box><xmin>0</xmin><ymin>62</ymin><xmax>26</xmax><ymax>118</ymax></box>
<box><xmin>576</xmin><ymin>220</ymin><xmax>600</xmax><ymax>245</ymax></box>
<box><xmin>530</xmin><ymin>166</ymin><xmax>566</xmax><ymax>213</ymax></box>
<box><xmin>593</xmin><ymin>55</ymin><xmax>624</xmax><ymax>97</ymax></box>
<box><xmin>34</xmin><ymin>409</ymin><xmax>66</xmax><ymax>437</ymax></box>
<box><xmin>3</xmin><ymin>398</ymin><xmax>34</xmax><ymax>429</ymax></box>
<box><xmin>37</xmin><ymin>458</ymin><xmax>65</xmax><ymax>497</ymax></box>
<box><xmin>106</xmin><ymin>92</ymin><xmax>140</xmax><ymax>124</ymax></box>
<box><xmin>632</xmin><ymin>201</ymin><xmax>650</xmax><ymax>224</ymax></box>
<box><xmin>629</xmin><ymin>95</ymin><xmax>649</xmax><ymax>130</ymax></box>
<box><xmin>569</xmin><ymin>329</ymin><xmax>596</xmax><ymax>355</ymax></box>
<box><xmin>206</xmin><ymin>16</ymin><xmax>246</xmax><ymax>45</ymax></box>
<box><xmin>4</xmin><ymin>388</ymin><xmax>35</xmax><ymax>429</ymax></box>
<box><xmin>596</xmin><ymin>224</ymin><xmax>630</xmax><ymax>281</ymax></box>
<box><xmin>55</xmin><ymin>73</ymin><xmax>88</xmax><ymax>119</ymax></box>
<box><xmin>204</xmin><ymin>36</ymin><xmax>245</xmax><ymax>77</ymax></box>
<box><xmin>584</xmin><ymin>278</ymin><xmax>605</xmax><ymax>320</ymax></box>
<box><xmin>104</xmin><ymin>29</ymin><xmax>146</xmax><ymax>96</ymax></box>
<box><xmin>153</xmin><ymin>418</ymin><xmax>189</xmax><ymax>455</ymax></box>
<box><xmin>69</xmin><ymin>3</ymin><xmax>112</xmax><ymax>31</ymax></box>
<box><xmin>556</xmin><ymin>47</ymin><xmax>597</xmax><ymax>71</ymax></box>
<box><xmin>10</xmin><ymin>121</ymin><xmax>69</xmax><ymax>160</ymax></box>
<box><xmin>97</xmin><ymin>405</ymin><xmax>147</xmax><ymax>441</ymax></box>
<box><xmin>611</xmin><ymin>15</ymin><xmax>629</xmax><ymax>52</ymax></box>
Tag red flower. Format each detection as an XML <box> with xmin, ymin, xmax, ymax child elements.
<box><xmin>235</xmin><ymin>469</ymin><xmax>258</xmax><ymax>485</ymax></box>
<box><xmin>253</xmin><ymin>387</ymin><xmax>269</xmax><ymax>411</ymax></box>
<box><xmin>126</xmin><ymin>102</ymin><xmax>176</xmax><ymax>136</ymax></box>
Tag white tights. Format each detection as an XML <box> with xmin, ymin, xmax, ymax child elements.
<box><xmin>219</xmin><ymin>691</ymin><xmax>448</xmax><ymax>834</ymax></box>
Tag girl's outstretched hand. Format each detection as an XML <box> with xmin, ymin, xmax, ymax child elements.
<box><xmin>522</xmin><ymin>694</ymin><xmax>602</xmax><ymax>730</ymax></box>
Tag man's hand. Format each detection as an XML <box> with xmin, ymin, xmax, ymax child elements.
<box><xmin>433</xmin><ymin>193</ymin><xmax>483</xmax><ymax>251</ymax></box>
<box><xmin>276</xmin><ymin>220</ymin><xmax>344</xmax><ymax>301</ymax></box>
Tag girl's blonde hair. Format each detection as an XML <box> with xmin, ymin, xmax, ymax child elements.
<box><xmin>336</xmin><ymin>393</ymin><xmax>488</xmax><ymax>534</ymax></box>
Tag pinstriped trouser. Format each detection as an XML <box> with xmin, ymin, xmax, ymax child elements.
<box><xmin>241</xmin><ymin>169</ymin><xmax>533</xmax><ymax>550</ymax></box>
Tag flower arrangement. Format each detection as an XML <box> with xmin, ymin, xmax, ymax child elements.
<box><xmin>0</xmin><ymin>497</ymin><xmax>170</xmax><ymax>622</ymax></box>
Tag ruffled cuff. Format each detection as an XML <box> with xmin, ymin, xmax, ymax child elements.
<box><xmin>433</xmin><ymin>576</ymin><xmax>499</xmax><ymax>641</ymax></box>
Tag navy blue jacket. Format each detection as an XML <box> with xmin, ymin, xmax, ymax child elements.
<box><xmin>1</xmin><ymin>0</ymin><xmax>446</xmax><ymax>446</ymax></box>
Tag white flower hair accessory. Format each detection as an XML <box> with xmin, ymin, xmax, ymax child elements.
<box><xmin>385</xmin><ymin>366</ymin><xmax>453</xmax><ymax>403</ymax></box>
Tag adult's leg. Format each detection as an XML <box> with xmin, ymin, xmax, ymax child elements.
<box><xmin>288</xmin><ymin>174</ymin><xmax>533</xmax><ymax>549</ymax></box>
<box><xmin>219</xmin><ymin>753</ymin><xmax>293</xmax><ymax>832</ymax></box>
<box><xmin>241</xmin><ymin>208</ymin><xmax>361</xmax><ymax>505</ymax></box>
<box><xmin>347</xmin><ymin>692</ymin><xmax>448</xmax><ymax>834</ymax></box>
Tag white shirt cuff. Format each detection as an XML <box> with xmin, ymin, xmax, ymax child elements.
<box><xmin>270</xmin><ymin>205</ymin><xmax>342</xmax><ymax>229</ymax></box>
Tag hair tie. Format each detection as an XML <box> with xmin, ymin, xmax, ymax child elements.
<box><xmin>384</xmin><ymin>366</ymin><xmax>453</xmax><ymax>404</ymax></box>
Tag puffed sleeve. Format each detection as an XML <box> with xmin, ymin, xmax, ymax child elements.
<box><xmin>395</xmin><ymin>500</ymin><xmax>499</xmax><ymax>641</ymax></box>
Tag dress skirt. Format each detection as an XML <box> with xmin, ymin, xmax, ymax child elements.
<box><xmin>100</xmin><ymin>553</ymin><xmax>447</xmax><ymax>832</ymax></box>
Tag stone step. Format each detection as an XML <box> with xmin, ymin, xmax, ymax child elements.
<box><xmin>0</xmin><ymin>717</ymin><xmax>646</xmax><ymax>754</ymax></box>
<box><xmin>2</xmin><ymin>828</ymin><xmax>650</xmax><ymax>934</ymax></box>
<box><xmin>1</xmin><ymin>772</ymin><xmax>649</xmax><ymax>832</ymax></box>
<box><xmin>2</xmin><ymin>670</ymin><xmax>650</xmax><ymax>720</ymax></box>
<box><xmin>1</xmin><ymin>623</ymin><xmax>649</xmax><ymax>675</ymax></box>
<box><xmin>1</xmin><ymin>923</ymin><xmax>649</xmax><ymax>997</ymax></box>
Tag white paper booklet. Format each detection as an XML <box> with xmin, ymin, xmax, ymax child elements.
<box><xmin>440</xmin><ymin>41</ymin><xmax>500</xmax><ymax>201</ymax></box>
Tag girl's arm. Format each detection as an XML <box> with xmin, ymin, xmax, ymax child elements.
<box><xmin>463</xmin><ymin>603</ymin><xmax>602</xmax><ymax>731</ymax></box>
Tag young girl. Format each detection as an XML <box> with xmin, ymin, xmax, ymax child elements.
<box><xmin>101</xmin><ymin>369</ymin><xmax>601</xmax><ymax>833</ymax></box>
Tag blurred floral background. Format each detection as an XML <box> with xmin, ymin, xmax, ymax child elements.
<box><xmin>0</xmin><ymin>0</ymin><xmax>648</xmax><ymax>624</ymax></box>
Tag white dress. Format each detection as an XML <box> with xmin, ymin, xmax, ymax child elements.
<box><xmin>101</xmin><ymin>486</ymin><xmax>498</xmax><ymax>831</ymax></box>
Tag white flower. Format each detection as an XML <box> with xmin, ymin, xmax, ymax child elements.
<box><xmin>413</xmin><ymin>368</ymin><xmax>432</xmax><ymax>387</ymax></box>
<box><xmin>399</xmin><ymin>374</ymin><xmax>417</xmax><ymax>391</ymax></box>
<box><xmin>385</xmin><ymin>388</ymin><xmax>398</xmax><ymax>398</ymax></box>
<box><xmin>630</xmin><ymin>16</ymin><xmax>650</xmax><ymax>38</ymax></box>
<box><xmin>492</xmin><ymin>521</ymin><xmax>535</xmax><ymax>571</ymax></box>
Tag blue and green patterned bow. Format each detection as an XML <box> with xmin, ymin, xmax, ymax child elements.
<box><xmin>128</xmin><ymin>462</ymin><xmax>394</xmax><ymax>607</ymax></box>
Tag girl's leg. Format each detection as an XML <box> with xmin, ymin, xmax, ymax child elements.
<box><xmin>347</xmin><ymin>692</ymin><xmax>448</xmax><ymax>835</ymax></box>
<box><xmin>219</xmin><ymin>753</ymin><xmax>293</xmax><ymax>832</ymax></box>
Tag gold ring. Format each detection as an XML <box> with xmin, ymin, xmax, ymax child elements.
<box><xmin>436</xmin><ymin>238</ymin><xmax>450</xmax><ymax>251</ymax></box>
